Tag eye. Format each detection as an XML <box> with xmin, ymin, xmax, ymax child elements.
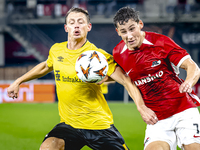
<box><xmin>120</xmin><ymin>30</ymin><xmax>127</xmax><ymax>34</ymax></box>
<box><xmin>78</xmin><ymin>19</ymin><xmax>84</xmax><ymax>24</ymax></box>
<box><xmin>130</xmin><ymin>27</ymin><xmax>135</xmax><ymax>31</ymax></box>
<box><xmin>69</xmin><ymin>21</ymin><xmax>74</xmax><ymax>25</ymax></box>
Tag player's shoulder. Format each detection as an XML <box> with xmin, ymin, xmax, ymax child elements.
<box><xmin>113</xmin><ymin>40</ymin><xmax>126</xmax><ymax>53</ymax></box>
<box><xmin>145</xmin><ymin>31</ymin><xmax>175</xmax><ymax>49</ymax></box>
<box><xmin>85</xmin><ymin>41</ymin><xmax>98</xmax><ymax>50</ymax></box>
<box><xmin>86</xmin><ymin>41</ymin><xmax>109</xmax><ymax>55</ymax></box>
<box><xmin>145</xmin><ymin>31</ymin><xmax>163</xmax><ymax>37</ymax></box>
<box><xmin>50</xmin><ymin>41</ymin><xmax>67</xmax><ymax>51</ymax></box>
<box><xmin>145</xmin><ymin>31</ymin><xmax>170</xmax><ymax>43</ymax></box>
<box><xmin>145</xmin><ymin>31</ymin><xmax>183</xmax><ymax>53</ymax></box>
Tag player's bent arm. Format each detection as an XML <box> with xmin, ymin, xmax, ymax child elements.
<box><xmin>14</xmin><ymin>61</ymin><xmax>52</xmax><ymax>84</ymax></box>
<box><xmin>110</xmin><ymin>66</ymin><xmax>158</xmax><ymax>125</ymax></box>
<box><xmin>109</xmin><ymin>66</ymin><xmax>146</xmax><ymax>109</ymax></box>
<box><xmin>7</xmin><ymin>61</ymin><xmax>53</xmax><ymax>99</ymax></box>
<box><xmin>179</xmin><ymin>58</ymin><xmax>200</xmax><ymax>93</ymax></box>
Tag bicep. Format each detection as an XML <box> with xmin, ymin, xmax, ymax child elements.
<box><xmin>180</xmin><ymin>58</ymin><xmax>197</xmax><ymax>71</ymax></box>
<box><xmin>110</xmin><ymin>66</ymin><xmax>128</xmax><ymax>85</ymax></box>
<box><xmin>35</xmin><ymin>61</ymin><xmax>53</xmax><ymax>75</ymax></box>
<box><xmin>44</xmin><ymin>61</ymin><xmax>53</xmax><ymax>73</ymax></box>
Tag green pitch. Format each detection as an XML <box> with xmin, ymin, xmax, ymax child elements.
<box><xmin>0</xmin><ymin>102</ymin><xmax>189</xmax><ymax>149</ymax></box>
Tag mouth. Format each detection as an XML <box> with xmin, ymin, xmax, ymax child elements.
<box><xmin>74</xmin><ymin>30</ymin><xmax>80</xmax><ymax>36</ymax></box>
<box><xmin>128</xmin><ymin>40</ymin><xmax>135</xmax><ymax>45</ymax></box>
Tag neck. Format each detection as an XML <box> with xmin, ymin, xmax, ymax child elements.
<box><xmin>138</xmin><ymin>31</ymin><xmax>145</xmax><ymax>47</ymax></box>
<box><xmin>135</xmin><ymin>31</ymin><xmax>145</xmax><ymax>49</ymax></box>
<box><xmin>67</xmin><ymin>39</ymin><xmax>87</xmax><ymax>50</ymax></box>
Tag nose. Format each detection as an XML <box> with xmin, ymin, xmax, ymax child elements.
<box><xmin>127</xmin><ymin>31</ymin><xmax>133</xmax><ymax>39</ymax></box>
<box><xmin>74</xmin><ymin>22</ymin><xmax>79</xmax><ymax>28</ymax></box>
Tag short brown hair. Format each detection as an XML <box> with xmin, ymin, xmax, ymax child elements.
<box><xmin>65</xmin><ymin>7</ymin><xmax>90</xmax><ymax>24</ymax></box>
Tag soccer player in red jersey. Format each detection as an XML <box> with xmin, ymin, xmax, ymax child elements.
<box><xmin>113</xmin><ymin>6</ymin><xmax>200</xmax><ymax>150</ymax></box>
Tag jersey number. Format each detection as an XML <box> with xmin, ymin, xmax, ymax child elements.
<box><xmin>193</xmin><ymin>123</ymin><xmax>199</xmax><ymax>134</ymax></box>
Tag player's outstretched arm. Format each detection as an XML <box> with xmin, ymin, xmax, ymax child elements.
<box><xmin>179</xmin><ymin>58</ymin><xmax>200</xmax><ymax>93</ymax></box>
<box><xmin>7</xmin><ymin>61</ymin><xmax>53</xmax><ymax>99</ymax></box>
<box><xmin>110</xmin><ymin>66</ymin><xmax>158</xmax><ymax>125</ymax></box>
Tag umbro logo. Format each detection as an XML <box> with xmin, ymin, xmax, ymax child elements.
<box><xmin>57</xmin><ymin>56</ymin><xmax>64</xmax><ymax>62</ymax></box>
<box><xmin>151</xmin><ymin>60</ymin><xmax>161</xmax><ymax>67</ymax></box>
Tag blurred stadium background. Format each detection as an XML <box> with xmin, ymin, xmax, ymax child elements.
<box><xmin>0</xmin><ymin>0</ymin><xmax>200</xmax><ymax>149</ymax></box>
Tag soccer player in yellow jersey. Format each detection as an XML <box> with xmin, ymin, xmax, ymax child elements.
<box><xmin>7</xmin><ymin>7</ymin><xmax>157</xmax><ymax>150</ymax></box>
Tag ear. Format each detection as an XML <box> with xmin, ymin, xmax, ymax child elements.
<box><xmin>139</xmin><ymin>20</ymin><xmax>144</xmax><ymax>29</ymax></box>
<box><xmin>115</xmin><ymin>28</ymin><xmax>121</xmax><ymax>36</ymax></box>
<box><xmin>64</xmin><ymin>24</ymin><xmax>68</xmax><ymax>33</ymax></box>
<box><xmin>87</xmin><ymin>23</ymin><xmax>92</xmax><ymax>32</ymax></box>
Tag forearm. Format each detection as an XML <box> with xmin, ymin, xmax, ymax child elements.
<box><xmin>110</xmin><ymin>66</ymin><xmax>145</xmax><ymax>109</ymax></box>
<box><xmin>110</xmin><ymin>66</ymin><xmax>158</xmax><ymax>124</ymax></box>
<box><xmin>123</xmin><ymin>77</ymin><xmax>146</xmax><ymax>110</ymax></box>
<box><xmin>14</xmin><ymin>61</ymin><xmax>52</xmax><ymax>85</ymax></box>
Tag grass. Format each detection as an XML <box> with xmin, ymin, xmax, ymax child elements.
<box><xmin>0</xmin><ymin>103</ymin><xmax>59</xmax><ymax>150</ymax></box>
<box><xmin>0</xmin><ymin>102</ymin><xmax>193</xmax><ymax>149</ymax></box>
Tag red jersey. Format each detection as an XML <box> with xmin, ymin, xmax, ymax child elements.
<box><xmin>113</xmin><ymin>31</ymin><xmax>200</xmax><ymax>120</ymax></box>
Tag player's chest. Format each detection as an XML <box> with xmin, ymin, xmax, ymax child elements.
<box><xmin>121</xmin><ymin>49</ymin><xmax>166</xmax><ymax>79</ymax></box>
<box><xmin>53</xmin><ymin>52</ymin><xmax>79</xmax><ymax>77</ymax></box>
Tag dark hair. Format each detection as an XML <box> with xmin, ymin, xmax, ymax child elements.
<box><xmin>65</xmin><ymin>7</ymin><xmax>90</xmax><ymax>24</ymax></box>
<box><xmin>113</xmin><ymin>6</ymin><xmax>140</xmax><ymax>28</ymax></box>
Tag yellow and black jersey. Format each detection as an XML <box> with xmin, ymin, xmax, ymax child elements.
<box><xmin>46</xmin><ymin>40</ymin><xmax>117</xmax><ymax>130</ymax></box>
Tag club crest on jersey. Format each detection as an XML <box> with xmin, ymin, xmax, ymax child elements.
<box><xmin>151</xmin><ymin>60</ymin><xmax>161</xmax><ymax>67</ymax></box>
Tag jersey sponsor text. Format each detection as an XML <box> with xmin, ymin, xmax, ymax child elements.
<box><xmin>134</xmin><ymin>70</ymin><xmax>163</xmax><ymax>86</ymax></box>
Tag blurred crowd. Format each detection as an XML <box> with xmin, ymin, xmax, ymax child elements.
<box><xmin>167</xmin><ymin>0</ymin><xmax>200</xmax><ymax>18</ymax></box>
<box><xmin>5</xmin><ymin>0</ymin><xmax>200</xmax><ymax>20</ymax></box>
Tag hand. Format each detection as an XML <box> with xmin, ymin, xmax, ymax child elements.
<box><xmin>138</xmin><ymin>105</ymin><xmax>158</xmax><ymax>125</ymax></box>
<box><xmin>179</xmin><ymin>81</ymin><xmax>192</xmax><ymax>93</ymax></box>
<box><xmin>96</xmin><ymin>75</ymin><xmax>109</xmax><ymax>85</ymax></box>
<box><xmin>7</xmin><ymin>82</ymin><xmax>20</xmax><ymax>99</ymax></box>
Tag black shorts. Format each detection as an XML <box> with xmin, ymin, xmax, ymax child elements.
<box><xmin>43</xmin><ymin>122</ymin><xmax>129</xmax><ymax>150</ymax></box>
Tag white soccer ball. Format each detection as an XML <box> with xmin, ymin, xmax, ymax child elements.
<box><xmin>75</xmin><ymin>50</ymin><xmax>109</xmax><ymax>83</ymax></box>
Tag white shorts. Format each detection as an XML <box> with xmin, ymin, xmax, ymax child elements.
<box><xmin>144</xmin><ymin>107</ymin><xmax>200</xmax><ymax>150</ymax></box>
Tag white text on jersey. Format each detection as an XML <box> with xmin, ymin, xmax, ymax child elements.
<box><xmin>134</xmin><ymin>71</ymin><xmax>164</xmax><ymax>86</ymax></box>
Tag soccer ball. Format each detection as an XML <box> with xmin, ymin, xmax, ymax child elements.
<box><xmin>75</xmin><ymin>50</ymin><xmax>109</xmax><ymax>83</ymax></box>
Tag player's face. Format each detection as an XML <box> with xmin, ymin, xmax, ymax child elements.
<box><xmin>64</xmin><ymin>12</ymin><xmax>91</xmax><ymax>41</ymax></box>
<box><xmin>116</xmin><ymin>19</ymin><xmax>144</xmax><ymax>50</ymax></box>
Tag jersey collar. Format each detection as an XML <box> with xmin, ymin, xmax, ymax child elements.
<box><xmin>143</xmin><ymin>39</ymin><xmax>153</xmax><ymax>45</ymax></box>
<box><xmin>120</xmin><ymin>39</ymin><xmax>153</xmax><ymax>54</ymax></box>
